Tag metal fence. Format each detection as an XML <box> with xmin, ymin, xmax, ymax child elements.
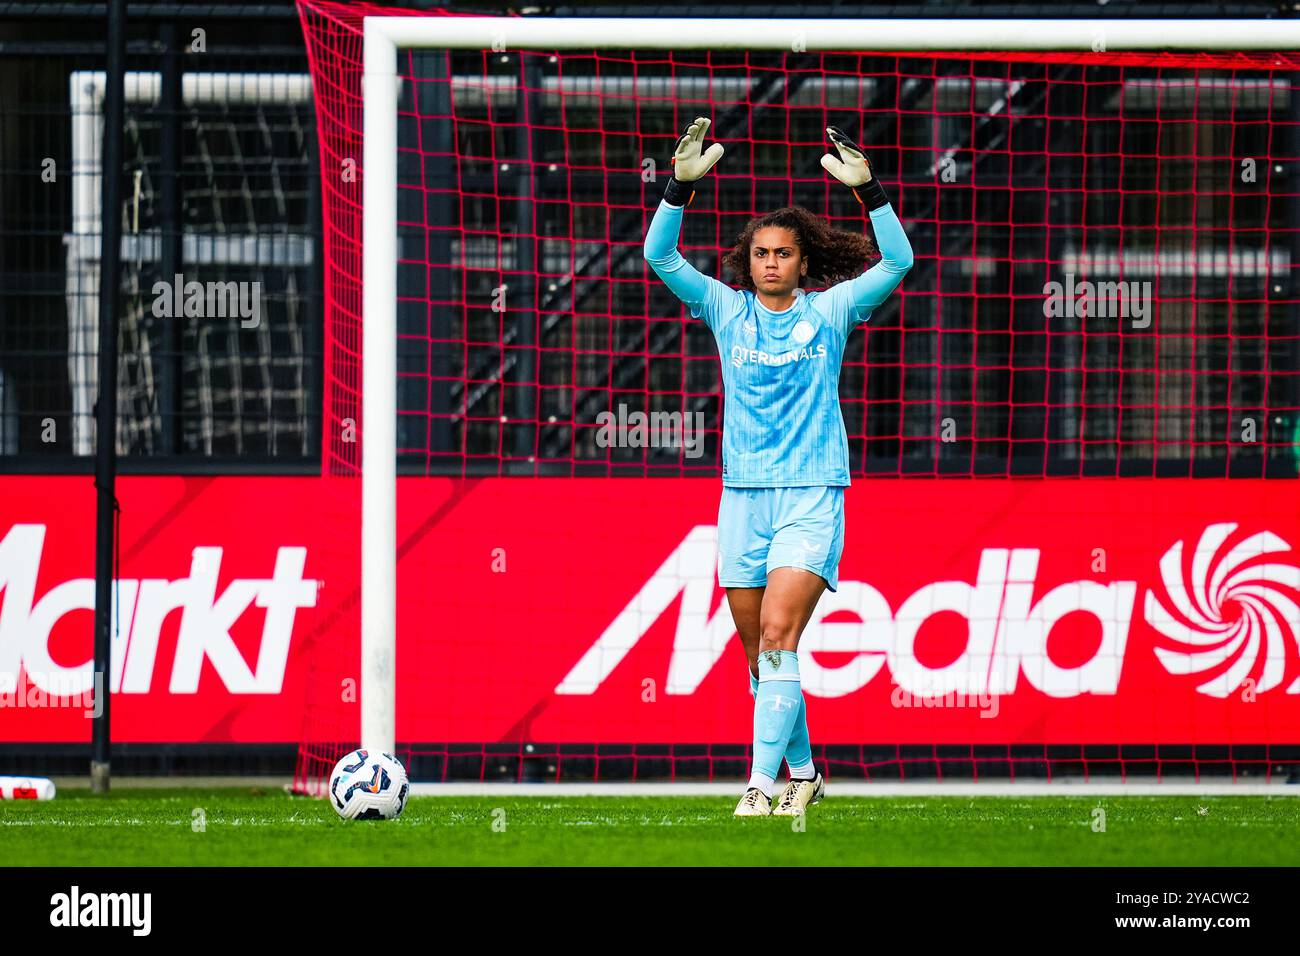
<box><xmin>0</xmin><ymin>7</ymin><xmax>321</xmax><ymax>470</ymax></box>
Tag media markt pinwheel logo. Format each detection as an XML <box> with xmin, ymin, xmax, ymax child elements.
<box><xmin>1146</xmin><ymin>522</ymin><xmax>1300</xmax><ymax>697</ymax></box>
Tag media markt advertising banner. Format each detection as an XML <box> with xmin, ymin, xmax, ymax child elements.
<box><xmin>1</xmin><ymin>476</ymin><xmax>1298</xmax><ymax>744</ymax></box>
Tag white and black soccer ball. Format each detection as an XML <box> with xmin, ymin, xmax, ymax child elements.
<box><xmin>328</xmin><ymin>749</ymin><xmax>409</xmax><ymax>820</ymax></box>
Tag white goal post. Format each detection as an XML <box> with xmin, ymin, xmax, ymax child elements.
<box><xmin>357</xmin><ymin>16</ymin><xmax>1300</xmax><ymax>753</ymax></box>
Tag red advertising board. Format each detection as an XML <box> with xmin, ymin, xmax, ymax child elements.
<box><xmin>2</xmin><ymin>477</ymin><xmax>1299</xmax><ymax>745</ymax></box>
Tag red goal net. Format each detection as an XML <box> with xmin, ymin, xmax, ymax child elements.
<box><xmin>294</xmin><ymin>0</ymin><xmax>1300</xmax><ymax>792</ymax></box>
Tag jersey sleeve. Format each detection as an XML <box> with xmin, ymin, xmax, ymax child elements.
<box><xmin>822</xmin><ymin>203</ymin><xmax>914</xmax><ymax>339</ymax></box>
<box><xmin>643</xmin><ymin>198</ymin><xmax>742</xmax><ymax>334</ymax></box>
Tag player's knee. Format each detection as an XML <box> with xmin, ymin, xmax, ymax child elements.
<box><xmin>758</xmin><ymin>616</ymin><xmax>799</xmax><ymax>651</ymax></box>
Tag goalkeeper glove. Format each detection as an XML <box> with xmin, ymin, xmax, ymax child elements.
<box><xmin>821</xmin><ymin>125</ymin><xmax>889</xmax><ymax>211</ymax></box>
<box><xmin>664</xmin><ymin>116</ymin><xmax>724</xmax><ymax>206</ymax></box>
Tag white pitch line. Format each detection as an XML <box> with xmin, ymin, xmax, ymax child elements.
<box><xmin>409</xmin><ymin>781</ymin><xmax>1300</xmax><ymax>797</ymax></box>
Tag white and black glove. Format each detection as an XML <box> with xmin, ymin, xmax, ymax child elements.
<box><xmin>822</xmin><ymin>125</ymin><xmax>889</xmax><ymax>210</ymax></box>
<box><xmin>664</xmin><ymin>116</ymin><xmax>724</xmax><ymax>206</ymax></box>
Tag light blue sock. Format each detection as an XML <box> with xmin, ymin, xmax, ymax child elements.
<box><xmin>784</xmin><ymin>693</ymin><xmax>814</xmax><ymax>779</ymax></box>
<box><xmin>749</xmin><ymin>668</ymin><xmax>813</xmax><ymax>779</ymax></box>
<box><xmin>749</xmin><ymin>650</ymin><xmax>803</xmax><ymax>795</ymax></box>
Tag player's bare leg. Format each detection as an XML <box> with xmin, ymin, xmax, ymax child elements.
<box><xmin>725</xmin><ymin>586</ymin><xmax>763</xmax><ymax>683</ymax></box>
<box><xmin>761</xmin><ymin>567</ymin><xmax>826</xmax><ymax>813</ymax></box>
<box><xmin>731</xmin><ymin>568</ymin><xmax>826</xmax><ymax>815</ymax></box>
<box><xmin>759</xmin><ymin>566</ymin><xmax>826</xmax><ymax>654</ymax></box>
<box><xmin>726</xmin><ymin>587</ymin><xmax>769</xmax><ymax>814</ymax></box>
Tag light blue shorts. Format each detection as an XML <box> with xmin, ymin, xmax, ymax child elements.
<box><xmin>716</xmin><ymin>486</ymin><xmax>845</xmax><ymax>592</ymax></box>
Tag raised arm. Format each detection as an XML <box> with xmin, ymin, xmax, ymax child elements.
<box><xmin>642</xmin><ymin>117</ymin><xmax>736</xmax><ymax>328</ymax></box>
<box><xmin>821</xmin><ymin>125</ymin><xmax>914</xmax><ymax>325</ymax></box>
<box><xmin>842</xmin><ymin>204</ymin><xmax>913</xmax><ymax>318</ymax></box>
<box><xmin>644</xmin><ymin>199</ymin><xmax>714</xmax><ymax>314</ymax></box>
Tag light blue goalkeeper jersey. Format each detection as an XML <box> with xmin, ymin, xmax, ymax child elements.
<box><xmin>643</xmin><ymin>199</ymin><xmax>913</xmax><ymax>487</ymax></box>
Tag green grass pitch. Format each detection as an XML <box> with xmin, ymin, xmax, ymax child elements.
<box><xmin>4</xmin><ymin>788</ymin><xmax>1299</xmax><ymax>866</ymax></box>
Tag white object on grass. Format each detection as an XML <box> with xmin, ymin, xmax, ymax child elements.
<box><xmin>0</xmin><ymin>776</ymin><xmax>56</xmax><ymax>800</ymax></box>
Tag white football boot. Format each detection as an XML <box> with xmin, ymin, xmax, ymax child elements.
<box><xmin>733</xmin><ymin>787</ymin><xmax>772</xmax><ymax>816</ymax></box>
<box><xmin>771</xmin><ymin>773</ymin><xmax>825</xmax><ymax>815</ymax></box>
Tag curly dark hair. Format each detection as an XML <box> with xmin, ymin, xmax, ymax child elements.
<box><xmin>721</xmin><ymin>205</ymin><xmax>877</xmax><ymax>292</ymax></box>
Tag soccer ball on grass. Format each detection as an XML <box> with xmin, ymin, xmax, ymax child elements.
<box><xmin>328</xmin><ymin>749</ymin><xmax>409</xmax><ymax>820</ymax></box>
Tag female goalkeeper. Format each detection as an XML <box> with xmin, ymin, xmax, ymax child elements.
<box><xmin>643</xmin><ymin>118</ymin><xmax>913</xmax><ymax>816</ymax></box>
